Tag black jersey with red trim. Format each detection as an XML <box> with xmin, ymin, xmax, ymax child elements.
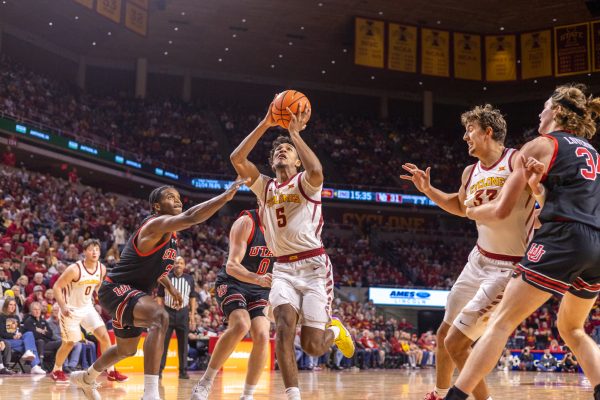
<box><xmin>107</xmin><ymin>216</ymin><xmax>178</xmax><ymax>293</ymax></box>
<box><xmin>217</xmin><ymin>209</ymin><xmax>274</xmax><ymax>282</ymax></box>
<box><xmin>539</xmin><ymin>131</ymin><xmax>600</xmax><ymax>229</ymax></box>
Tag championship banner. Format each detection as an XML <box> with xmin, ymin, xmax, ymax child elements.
<box><xmin>453</xmin><ymin>32</ymin><xmax>482</xmax><ymax>80</ymax></box>
<box><xmin>96</xmin><ymin>0</ymin><xmax>122</xmax><ymax>23</ymax></box>
<box><xmin>554</xmin><ymin>23</ymin><xmax>591</xmax><ymax>77</ymax></box>
<box><xmin>74</xmin><ymin>0</ymin><xmax>94</xmax><ymax>8</ymax></box>
<box><xmin>485</xmin><ymin>35</ymin><xmax>517</xmax><ymax>81</ymax></box>
<box><xmin>421</xmin><ymin>28</ymin><xmax>450</xmax><ymax>77</ymax></box>
<box><xmin>354</xmin><ymin>17</ymin><xmax>385</xmax><ymax>68</ymax></box>
<box><xmin>388</xmin><ymin>23</ymin><xmax>417</xmax><ymax>73</ymax></box>
<box><xmin>592</xmin><ymin>21</ymin><xmax>600</xmax><ymax>72</ymax></box>
<box><xmin>125</xmin><ymin>1</ymin><xmax>148</xmax><ymax>36</ymax></box>
<box><xmin>520</xmin><ymin>30</ymin><xmax>553</xmax><ymax>79</ymax></box>
<box><xmin>127</xmin><ymin>0</ymin><xmax>147</xmax><ymax>9</ymax></box>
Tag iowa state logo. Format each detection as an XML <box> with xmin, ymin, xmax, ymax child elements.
<box><xmin>527</xmin><ymin>243</ymin><xmax>546</xmax><ymax>263</ymax></box>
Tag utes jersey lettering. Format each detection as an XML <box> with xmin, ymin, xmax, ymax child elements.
<box><xmin>250</xmin><ymin>172</ymin><xmax>323</xmax><ymax>257</ymax></box>
<box><xmin>465</xmin><ymin>148</ymin><xmax>535</xmax><ymax>258</ymax></box>
<box><xmin>218</xmin><ymin>209</ymin><xmax>275</xmax><ymax>282</ymax></box>
<box><xmin>106</xmin><ymin>216</ymin><xmax>178</xmax><ymax>293</ymax></box>
<box><xmin>64</xmin><ymin>261</ymin><xmax>102</xmax><ymax>309</ymax></box>
<box><xmin>539</xmin><ymin>131</ymin><xmax>600</xmax><ymax>228</ymax></box>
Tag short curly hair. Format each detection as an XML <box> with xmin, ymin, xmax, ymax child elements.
<box><xmin>460</xmin><ymin>104</ymin><xmax>507</xmax><ymax>144</ymax></box>
<box><xmin>268</xmin><ymin>136</ymin><xmax>303</xmax><ymax>171</ymax></box>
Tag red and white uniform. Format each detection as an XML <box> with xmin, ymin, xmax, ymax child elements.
<box><xmin>446</xmin><ymin>148</ymin><xmax>535</xmax><ymax>340</ymax></box>
<box><xmin>250</xmin><ymin>172</ymin><xmax>333</xmax><ymax>329</ymax></box>
<box><xmin>60</xmin><ymin>261</ymin><xmax>105</xmax><ymax>342</ymax></box>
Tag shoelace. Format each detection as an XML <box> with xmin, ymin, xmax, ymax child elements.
<box><xmin>193</xmin><ymin>384</ymin><xmax>211</xmax><ymax>394</ymax></box>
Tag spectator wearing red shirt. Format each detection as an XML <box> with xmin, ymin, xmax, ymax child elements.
<box><xmin>22</xmin><ymin>234</ymin><xmax>37</xmax><ymax>256</ymax></box>
<box><xmin>360</xmin><ymin>330</ymin><xmax>381</xmax><ymax>368</ymax></box>
<box><xmin>0</xmin><ymin>243</ymin><xmax>14</xmax><ymax>260</ymax></box>
<box><xmin>1</xmin><ymin>146</ymin><xmax>16</xmax><ymax>167</ymax></box>
<box><xmin>24</xmin><ymin>285</ymin><xmax>47</xmax><ymax>314</ymax></box>
<box><xmin>68</xmin><ymin>167</ymin><xmax>78</xmax><ymax>184</ymax></box>
<box><xmin>398</xmin><ymin>318</ymin><xmax>414</xmax><ymax>332</ymax></box>
<box><xmin>25</xmin><ymin>272</ymin><xmax>46</xmax><ymax>296</ymax></box>
<box><xmin>24</xmin><ymin>255</ymin><xmax>48</xmax><ymax>280</ymax></box>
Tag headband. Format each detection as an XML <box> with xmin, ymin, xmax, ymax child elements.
<box><xmin>554</xmin><ymin>96</ymin><xmax>585</xmax><ymax>117</ymax></box>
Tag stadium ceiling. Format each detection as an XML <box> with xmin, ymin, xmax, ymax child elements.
<box><xmin>0</xmin><ymin>0</ymin><xmax>596</xmax><ymax>99</ymax></box>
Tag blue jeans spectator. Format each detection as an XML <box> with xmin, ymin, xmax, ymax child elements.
<box><xmin>64</xmin><ymin>342</ymin><xmax>82</xmax><ymax>369</ymax></box>
<box><xmin>80</xmin><ymin>342</ymin><xmax>97</xmax><ymax>369</ymax></box>
<box><xmin>5</xmin><ymin>331</ymin><xmax>40</xmax><ymax>367</ymax></box>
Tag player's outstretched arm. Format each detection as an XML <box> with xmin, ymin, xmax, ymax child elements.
<box><xmin>230</xmin><ymin>98</ymin><xmax>278</xmax><ymax>186</ymax></box>
<box><xmin>225</xmin><ymin>215</ymin><xmax>272</xmax><ymax>287</ymax></box>
<box><xmin>400</xmin><ymin>163</ymin><xmax>472</xmax><ymax>217</ymax></box>
<box><xmin>466</xmin><ymin>138</ymin><xmax>553</xmax><ymax>221</ymax></box>
<box><xmin>143</xmin><ymin>178</ymin><xmax>249</xmax><ymax>236</ymax></box>
<box><xmin>53</xmin><ymin>264</ymin><xmax>80</xmax><ymax>318</ymax></box>
<box><xmin>287</xmin><ymin>106</ymin><xmax>323</xmax><ymax>187</ymax></box>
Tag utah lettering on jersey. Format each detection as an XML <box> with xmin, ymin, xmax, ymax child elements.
<box><xmin>469</xmin><ymin>176</ymin><xmax>507</xmax><ymax>194</ymax></box>
<box><xmin>113</xmin><ymin>284</ymin><xmax>132</xmax><ymax>297</ymax></box>
<box><xmin>162</xmin><ymin>248</ymin><xmax>177</xmax><ymax>261</ymax></box>
<box><xmin>248</xmin><ymin>246</ymin><xmax>274</xmax><ymax>257</ymax></box>
<box><xmin>266</xmin><ymin>193</ymin><xmax>301</xmax><ymax>208</ymax></box>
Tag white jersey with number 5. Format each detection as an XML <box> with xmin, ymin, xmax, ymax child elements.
<box><xmin>64</xmin><ymin>261</ymin><xmax>102</xmax><ymax>309</ymax></box>
<box><xmin>464</xmin><ymin>148</ymin><xmax>535</xmax><ymax>259</ymax></box>
<box><xmin>249</xmin><ymin>172</ymin><xmax>323</xmax><ymax>257</ymax></box>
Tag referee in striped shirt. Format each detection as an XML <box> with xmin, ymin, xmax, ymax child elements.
<box><xmin>158</xmin><ymin>256</ymin><xmax>197</xmax><ymax>379</ymax></box>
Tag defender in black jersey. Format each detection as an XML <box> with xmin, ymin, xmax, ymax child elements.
<box><xmin>446</xmin><ymin>85</ymin><xmax>600</xmax><ymax>400</ymax></box>
<box><xmin>71</xmin><ymin>181</ymin><xmax>247</xmax><ymax>400</ymax></box>
<box><xmin>192</xmin><ymin>209</ymin><xmax>274</xmax><ymax>400</ymax></box>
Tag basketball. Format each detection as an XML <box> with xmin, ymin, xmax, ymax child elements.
<box><xmin>270</xmin><ymin>90</ymin><xmax>311</xmax><ymax>129</ymax></box>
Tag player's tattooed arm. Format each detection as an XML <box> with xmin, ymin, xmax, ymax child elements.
<box><xmin>142</xmin><ymin>178</ymin><xmax>248</xmax><ymax>236</ymax></box>
<box><xmin>287</xmin><ymin>106</ymin><xmax>323</xmax><ymax>187</ymax></box>
<box><xmin>230</xmin><ymin>96</ymin><xmax>278</xmax><ymax>186</ymax></box>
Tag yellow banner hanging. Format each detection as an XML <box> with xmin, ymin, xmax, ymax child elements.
<box><xmin>74</xmin><ymin>0</ymin><xmax>94</xmax><ymax>8</ymax></box>
<box><xmin>388</xmin><ymin>23</ymin><xmax>417</xmax><ymax>73</ymax></box>
<box><xmin>592</xmin><ymin>21</ymin><xmax>600</xmax><ymax>72</ymax></box>
<box><xmin>554</xmin><ymin>23</ymin><xmax>591</xmax><ymax>77</ymax></box>
<box><xmin>125</xmin><ymin>1</ymin><xmax>148</xmax><ymax>36</ymax></box>
<box><xmin>127</xmin><ymin>0</ymin><xmax>147</xmax><ymax>9</ymax></box>
<box><xmin>354</xmin><ymin>17</ymin><xmax>385</xmax><ymax>68</ymax></box>
<box><xmin>421</xmin><ymin>28</ymin><xmax>450</xmax><ymax>77</ymax></box>
<box><xmin>96</xmin><ymin>0</ymin><xmax>122</xmax><ymax>23</ymax></box>
<box><xmin>453</xmin><ymin>32</ymin><xmax>481</xmax><ymax>80</ymax></box>
<box><xmin>520</xmin><ymin>30</ymin><xmax>552</xmax><ymax>79</ymax></box>
<box><xmin>485</xmin><ymin>35</ymin><xmax>517</xmax><ymax>81</ymax></box>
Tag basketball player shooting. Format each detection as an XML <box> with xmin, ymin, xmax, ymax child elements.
<box><xmin>71</xmin><ymin>182</ymin><xmax>247</xmax><ymax>400</ymax></box>
<box><xmin>401</xmin><ymin>105</ymin><xmax>538</xmax><ymax>400</ymax></box>
<box><xmin>229</xmin><ymin>94</ymin><xmax>354</xmax><ymax>400</ymax></box>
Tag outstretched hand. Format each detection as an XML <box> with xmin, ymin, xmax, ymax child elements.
<box><xmin>287</xmin><ymin>105</ymin><xmax>311</xmax><ymax>135</ymax></box>
<box><xmin>400</xmin><ymin>163</ymin><xmax>432</xmax><ymax>194</ymax></box>
<box><xmin>224</xmin><ymin>177</ymin><xmax>251</xmax><ymax>201</ymax></box>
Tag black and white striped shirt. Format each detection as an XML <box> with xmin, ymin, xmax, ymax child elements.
<box><xmin>157</xmin><ymin>272</ymin><xmax>196</xmax><ymax>310</ymax></box>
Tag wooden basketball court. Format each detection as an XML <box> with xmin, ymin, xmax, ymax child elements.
<box><xmin>0</xmin><ymin>369</ymin><xmax>594</xmax><ymax>399</ymax></box>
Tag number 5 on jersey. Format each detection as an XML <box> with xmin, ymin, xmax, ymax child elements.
<box><xmin>276</xmin><ymin>207</ymin><xmax>287</xmax><ymax>227</ymax></box>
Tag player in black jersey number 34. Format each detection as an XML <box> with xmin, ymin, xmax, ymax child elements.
<box><xmin>71</xmin><ymin>180</ymin><xmax>248</xmax><ymax>400</ymax></box>
<box><xmin>445</xmin><ymin>85</ymin><xmax>600</xmax><ymax>400</ymax></box>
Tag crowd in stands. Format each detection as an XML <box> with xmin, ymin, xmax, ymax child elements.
<box><xmin>1</xmin><ymin>157</ymin><xmax>600</xmax><ymax>375</ymax></box>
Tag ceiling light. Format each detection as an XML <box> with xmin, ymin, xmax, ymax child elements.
<box><xmin>517</xmin><ymin>59</ymin><xmax>521</xmax><ymax>64</ymax></box>
<box><xmin>321</xmin><ymin>70</ymin><xmax>326</xmax><ymax>74</ymax></box>
<box><xmin>75</xmin><ymin>16</ymin><xmax>79</xmax><ymax>20</ymax></box>
<box><xmin>370</xmin><ymin>75</ymin><xmax>375</xmax><ymax>80</ymax></box>
<box><xmin>181</xmin><ymin>11</ymin><xmax>186</xmax><ymax>16</ymax></box>
<box><xmin>225</xmin><ymin>47</ymin><xmax>229</xmax><ymax>51</ymax></box>
<box><xmin>242</xmin><ymin>18</ymin><xmax>247</xmax><ymax>23</ymax></box>
<box><xmin>436</xmin><ymin>20</ymin><xmax>441</xmax><ymax>24</ymax></box>
<box><xmin>588</xmin><ymin>73</ymin><xmax>592</xmax><ymax>77</ymax></box>
<box><xmin>534</xmin><ymin>80</ymin><xmax>538</xmax><ymax>83</ymax></box>
<box><xmin>418</xmin><ymin>81</ymin><xmax>423</xmax><ymax>86</ymax></box>
<box><xmin>48</xmin><ymin>22</ymin><xmax>53</xmax><ymax>26</ymax></box>
<box><xmin>278</xmin><ymin>54</ymin><xmax>283</xmax><ymax>58</ymax></box>
<box><xmin>168</xmin><ymin>40</ymin><xmax>173</xmax><ymax>44</ymax></box>
<box><xmin>500</xmin><ymin>27</ymin><xmax>505</xmax><ymax>31</ymax></box>
<box><xmin>163</xmin><ymin>51</ymin><xmax>168</xmax><ymax>55</ymax></box>
<box><xmin>107</xmin><ymin>31</ymin><xmax>112</xmax><ymax>36</ymax></box>
<box><xmin>342</xmin><ymin>48</ymin><xmax>348</xmax><ymax>53</ymax></box>
<box><xmin>300</xmin><ymin>26</ymin><xmax>305</xmax><ymax>30</ymax></box>
<box><xmin>232</xmin><ymin>34</ymin><xmax>237</xmax><ymax>38</ymax></box>
<box><xmin>270</xmin><ymin>64</ymin><xmax>275</xmax><ymax>69</ymax></box>
<box><xmin>218</xmin><ymin>58</ymin><xmax>223</xmax><ymax>62</ymax></box>
<box><xmin>331</xmin><ymin>60</ymin><xmax>336</xmax><ymax>64</ymax></box>
<box><xmin>92</xmin><ymin>41</ymin><xmax>97</xmax><ymax>46</ymax></box>
<box><xmin>483</xmin><ymin>86</ymin><xmax>487</xmax><ymax>91</ymax></box>
<box><xmin>288</xmin><ymin>41</ymin><xmax>293</xmax><ymax>46</ymax></box>
<box><xmin>378</xmin><ymin>11</ymin><xmax>383</xmax><ymax>15</ymax></box>
<box><xmin>318</xmin><ymin>2</ymin><xmax>323</xmax><ymax>6</ymax></box>
<box><xmin>552</xmin><ymin>18</ymin><xmax>557</xmax><ymax>22</ymax></box>
<box><xmin>174</xmin><ymin>27</ymin><xmax>179</xmax><ymax>31</ymax></box>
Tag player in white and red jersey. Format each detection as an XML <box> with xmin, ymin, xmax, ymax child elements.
<box><xmin>226</xmin><ymin>97</ymin><xmax>354</xmax><ymax>400</ymax></box>
<box><xmin>51</xmin><ymin>239</ymin><xmax>128</xmax><ymax>383</ymax></box>
<box><xmin>401</xmin><ymin>105</ymin><xmax>537</xmax><ymax>400</ymax></box>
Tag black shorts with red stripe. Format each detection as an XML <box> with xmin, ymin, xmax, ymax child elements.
<box><xmin>214</xmin><ymin>275</ymin><xmax>269</xmax><ymax>320</ymax></box>
<box><xmin>99</xmin><ymin>279</ymin><xmax>148</xmax><ymax>338</ymax></box>
<box><xmin>515</xmin><ymin>221</ymin><xmax>600</xmax><ymax>299</ymax></box>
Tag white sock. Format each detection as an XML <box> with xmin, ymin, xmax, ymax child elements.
<box><xmin>142</xmin><ymin>374</ymin><xmax>159</xmax><ymax>399</ymax></box>
<box><xmin>107</xmin><ymin>365</ymin><xmax>115</xmax><ymax>372</ymax></box>
<box><xmin>243</xmin><ymin>383</ymin><xmax>257</xmax><ymax>396</ymax></box>
<box><xmin>435</xmin><ymin>387</ymin><xmax>449</xmax><ymax>397</ymax></box>
<box><xmin>486</xmin><ymin>397</ymin><xmax>493</xmax><ymax>400</ymax></box>
<box><xmin>52</xmin><ymin>365</ymin><xmax>62</xmax><ymax>372</ymax></box>
<box><xmin>85</xmin><ymin>365</ymin><xmax>102</xmax><ymax>383</ymax></box>
<box><xmin>285</xmin><ymin>387</ymin><xmax>301</xmax><ymax>400</ymax></box>
<box><xmin>0</xmin><ymin>363</ymin><xmax>4</xmax><ymax>369</ymax></box>
<box><xmin>200</xmin><ymin>366</ymin><xmax>219</xmax><ymax>384</ymax></box>
<box><xmin>328</xmin><ymin>326</ymin><xmax>341</xmax><ymax>339</ymax></box>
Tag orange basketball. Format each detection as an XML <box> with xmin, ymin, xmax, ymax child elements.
<box><xmin>270</xmin><ymin>90</ymin><xmax>311</xmax><ymax>129</ymax></box>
